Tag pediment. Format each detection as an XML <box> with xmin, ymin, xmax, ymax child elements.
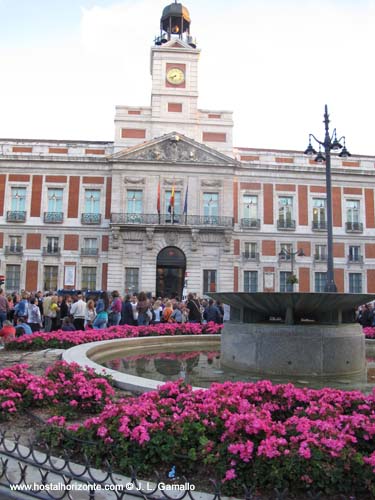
<box><xmin>161</xmin><ymin>38</ymin><xmax>193</xmax><ymax>50</ymax></box>
<box><xmin>113</xmin><ymin>132</ymin><xmax>237</xmax><ymax>166</ymax></box>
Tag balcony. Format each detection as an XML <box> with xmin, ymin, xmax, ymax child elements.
<box><xmin>110</xmin><ymin>213</ymin><xmax>234</xmax><ymax>228</ymax></box>
<box><xmin>312</xmin><ymin>220</ymin><xmax>327</xmax><ymax>231</ymax></box>
<box><xmin>242</xmin><ymin>252</ymin><xmax>259</xmax><ymax>262</ymax></box>
<box><xmin>6</xmin><ymin>211</ymin><xmax>26</xmax><ymax>223</ymax></box>
<box><xmin>347</xmin><ymin>255</ymin><xmax>364</xmax><ymax>265</ymax></box>
<box><xmin>44</xmin><ymin>212</ymin><xmax>64</xmax><ymax>224</ymax></box>
<box><xmin>81</xmin><ymin>248</ymin><xmax>99</xmax><ymax>257</ymax></box>
<box><xmin>81</xmin><ymin>213</ymin><xmax>102</xmax><ymax>225</ymax></box>
<box><xmin>345</xmin><ymin>221</ymin><xmax>363</xmax><ymax>233</ymax></box>
<box><xmin>241</xmin><ymin>218</ymin><xmax>260</xmax><ymax>229</ymax></box>
<box><xmin>314</xmin><ymin>254</ymin><xmax>327</xmax><ymax>262</ymax></box>
<box><xmin>42</xmin><ymin>247</ymin><xmax>61</xmax><ymax>257</ymax></box>
<box><xmin>277</xmin><ymin>219</ymin><xmax>296</xmax><ymax>231</ymax></box>
<box><xmin>279</xmin><ymin>253</ymin><xmax>292</xmax><ymax>262</ymax></box>
<box><xmin>4</xmin><ymin>245</ymin><xmax>23</xmax><ymax>256</ymax></box>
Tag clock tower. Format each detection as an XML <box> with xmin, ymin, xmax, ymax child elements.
<box><xmin>114</xmin><ymin>2</ymin><xmax>233</xmax><ymax>156</ymax></box>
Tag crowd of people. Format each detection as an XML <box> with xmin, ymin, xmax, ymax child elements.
<box><xmin>357</xmin><ymin>303</ymin><xmax>375</xmax><ymax>327</ymax></box>
<box><xmin>0</xmin><ymin>289</ymin><xmax>224</xmax><ymax>343</ymax></box>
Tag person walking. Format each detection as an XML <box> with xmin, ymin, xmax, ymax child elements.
<box><xmin>70</xmin><ymin>294</ymin><xmax>86</xmax><ymax>331</ymax></box>
<box><xmin>0</xmin><ymin>289</ymin><xmax>9</xmax><ymax>329</ymax></box>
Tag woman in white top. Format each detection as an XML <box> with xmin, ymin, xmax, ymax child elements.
<box><xmin>84</xmin><ymin>299</ymin><xmax>97</xmax><ymax>329</ymax></box>
<box><xmin>153</xmin><ymin>300</ymin><xmax>163</xmax><ymax>324</ymax></box>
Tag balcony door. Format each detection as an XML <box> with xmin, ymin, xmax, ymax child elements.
<box><xmin>156</xmin><ymin>246</ymin><xmax>186</xmax><ymax>299</ymax></box>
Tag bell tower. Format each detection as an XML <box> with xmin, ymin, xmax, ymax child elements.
<box><xmin>150</xmin><ymin>2</ymin><xmax>200</xmax><ymax>139</ymax></box>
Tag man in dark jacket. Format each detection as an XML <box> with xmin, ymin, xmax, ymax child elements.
<box><xmin>186</xmin><ymin>293</ymin><xmax>202</xmax><ymax>323</ymax></box>
<box><xmin>121</xmin><ymin>295</ymin><xmax>135</xmax><ymax>325</ymax></box>
<box><xmin>203</xmin><ymin>299</ymin><xmax>221</xmax><ymax>324</ymax></box>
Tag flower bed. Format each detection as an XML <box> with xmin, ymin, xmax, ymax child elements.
<box><xmin>5</xmin><ymin>322</ymin><xmax>222</xmax><ymax>351</ymax></box>
<box><xmin>43</xmin><ymin>379</ymin><xmax>375</xmax><ymax>497</ymax></box>
<box><xmin>363</xmin><ymin>327</ymin><xmax>375</xmax><ymax>339</ymax></box>
<box><xmin>0</xmin><ymin>361</ymin><xmax>114</xmax><ymax>420</ymax></box>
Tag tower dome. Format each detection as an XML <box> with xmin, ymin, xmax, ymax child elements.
<box><xmin>155</xmin><ymin>1</ymin><xmax>196</xmax><ymax>47</ymax></box>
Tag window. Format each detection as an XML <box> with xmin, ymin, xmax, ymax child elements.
<box><xmin>312</xmin><ymin>198</ymin><xmax>326</xmax><ymax>229</ymax></box>
<box><xmin>243</xmin><ymin>195</ymin><xmax>258</xmax><ymax>220</ymax></box>
<box><xmin>84</xmin><ymin>190</ymin><xmax>100</xmax><ymax>214</ymax></box>
<box><xmin>44</xmin><ymin>266</ymin><xmax>58</xmax><ymax>291</ymax></box>
<box><xmin>315</xmin><ymin>272</ymin><xmax>327</xmax><ymax>292</ymax></box>
<box><xmin>348</xmin><ymin>245</ymin><xmax>361</xmax><ymax>262</ymax></box>
<box><xmin>244</xmin><ymin>242</ymin><xmax>257</xmax><ymax>259</ymax></box>
<box><xmin>346</xmin><ymin>200</ymin><xmax>360</xmax><ymax>223</ymax></box>
<box><xmin>280</xmin><ymin>243</ymin><xmax>292</xmax><ymax>260</ymax></box>
<box><xmin>127</xmin><ymin>190</ymin><xmax>143</xmax><ymax>214</ymax></box>
<box><xmin>280</xmin><ymin>271</ymin><xmax>293</xmax><ymax>292</ymax></box>
<box><xmin>82</xmin><ymin>267</ymin><xmax>97</xmax><ymax>290</ymax></box>
<box><xmin>349</xmin><ymin>273</ymin><xmax>362</xmax><ymax>293</ymax></box>
<box><xmin>9</xmin><ymin>236</ymin><xmax>22</xmax><ymax>252</ymax></box>
<box><xmin>165</xmin><ymin>190</ymin><xmax>181</xmax><ymax>215</ymax></box>
<box><xmin>47</xmin><ymin>188</ymin><xmax>63</xmax><ymax>212</ymax></box>
<box><xmin>83</xmin><ymin>238</ymin><xmax>98</xmax><ymax>256</ymax></box>
<box><xmin>11</xmin><ymin>187</ymin><xmax>26</xmax><ymax>211</ymax></box>
<box><xmin>125</xmin><ymin>268</ymin><xmax>139</xmax><ymax>295</ymax></box>
<box><xmin>244</xmin><ymin>271</ymin><xmax>258</xmax><ymax>292</ymax></box>
<box><xmin>315</xmin><ymin>244</ymin><xmax>327</xmax><ymax>261</ymax></box>
<box><xmin>46</xmin><ymin>237</ymin><xmax>59</xmax><ymax>254</ymax></box>
<box><xmin>6</xmin><ymin>265</ymin><xmax>20</xmax><ymax>291</ymax></box>
<box><xmin>203</xmin><ymin>270</ymin><xmax>217</xmax><ymax>294</ymax></box>
<box><xmin>278</xmin><ymin>196</ymin><xmax>293</xmax><ymax>227</ymax></box>
<box><xmin>203</xmin><ymin>193</ymin><xmax>219</xmax><ymax>220</ymax></box>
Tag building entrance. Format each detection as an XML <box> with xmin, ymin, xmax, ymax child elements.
<box><xmin>156</xmin><ymin>247</ymin><xmax>186</xmax><ymax>299</ymax></box>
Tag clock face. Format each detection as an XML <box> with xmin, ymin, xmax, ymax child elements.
<box><xmin>166</xmin><ymin>67</ymin><xmax>185</xmax><ymax>85</ymax></box>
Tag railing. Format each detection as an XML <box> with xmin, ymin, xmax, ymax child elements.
<box><xmin>242</xmin><ymin>252</ymin><xmax>259</xmax><ymax>261</ymax></box>
<box><xmin>44</xmin><ymin>211</ymin><xmax>64</xmax><ymax>223</ymax></box>
<box><xmin>42</xmin><ymin>246</ymin><xmax>61</xmax><ymax>256</ymax></box>
<box><xmin>81</xmin><ymin>213</ymin><xmax>102</xmax><ymax>225</ymax></box>
<box><xmin>312</xmin><ymin>220</ymin><xmax>327</xmax><ymax>231</ymax></box>
<box><xmin>81</xmin><ymin>248</ymin><xmax>99</xmax><ymax>256</ymax></box>
<box><xmin>277</xmin><ymin>219</ymin><xmax>296</xmax><ymax>230</ymax></box>
<box><xmin>240</xmin><ymin>218</ymin><xmax>260</xmax><ymax>229</ymax></box>
<box><xmin>279</xmin><ymin>253</ymin><xmax>292</xmax><ymax>262</ymax></box>
<box><xmin>345</xmin><ymin>221</ymin><xmax>363</xmax><ymax>233</ymax></box>
<box><xmin>111</xmin><ymin>213</ymin><xmax>234</xmax><ymax>228</ymax></box>
<box><xmin>314</xmin><ymin>254</ymin><xmax>327</xmax><ymax>262</ymax></box>
<box><xmin>6</xmin><ymin>210</ymin><xmax>26</xmax><ymax>222</ymax></box>
<box><xmin>4</xmin><ymin>245</ymin><xmax>23</xmax><ymax>256</ymax></box>
<box><xmin>347</xmin><ymin>255</ymin><xmax>363</xmax><ymax>264</ymax></box>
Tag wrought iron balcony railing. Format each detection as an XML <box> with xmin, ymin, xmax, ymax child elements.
<box><xmin>6</xmin><ymin>211</ymin><xmax>26</xmax><ymax>222</ymax></box>
<box><xmin>312</xmin><ymin>220</ymin><xmax>327</xmax><ymax>231</ymax></box>
<box><xmin>240</xmin><ymin>218</ymin><xmax>260</xmax><ymax>229</ymax></box>
<box><xmin>81</xmin><ymin>213</ymin><xmax>102</xmax><ymax>225</ymax></box>
<box><xmin>345</xmin><ymin>221</ymin><xmax>363</xmax><ymax>233</ymax></box>
<box><xmin>44</xmin><ymin>212</ymin><xmax>64</xmax><ymax>223</ymax></box>
<box><xmin>347</xmin><ymin>255</ymin><xmax>363</xmax><ymax>264</ymax></box>
<box><xmin>110</xmin><ymin>213</ymin><xmax>234</xmax><ymax>228</ymax></box>
<box><xmin>42</xmin><ymin>247</ymin><xmax>61</xmax><ymax>257</ymax></box>
<box><xmin>242</xmin><ymin>252</ymin><xmax>259</xmax><ymax>261</ymax></box>
<box><xmin>81</xmin><ymin>248</ymin><xmax>99</xmax><ymax>256</ymax></box>
<box><xmin>314</xmin><ymin>254</ymin><xmax>327</xmax><ymax>262</ymax></box>
<box><xmin>4</xmin><ymin>245</ymin><xmax>23</xmax><ymax>255</ymax></box>
<box><xmin>277</xmin><ymin>219</ymin><xmax>296</xmax><ymax>230</ymax></box>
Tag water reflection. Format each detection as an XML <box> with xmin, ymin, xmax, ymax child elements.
<box><xmin>102</xmin><ymin>349</ymin><xmax>375</xmax><ymax>393</ymax></box>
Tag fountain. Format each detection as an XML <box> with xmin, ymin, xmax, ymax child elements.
<box><xmin>211</xmin><ymin>292</ymin><xmax>374</xmax><ymax>378</ymax></box>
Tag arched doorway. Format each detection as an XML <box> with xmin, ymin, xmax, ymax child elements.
<box><xmin>156</xmin><ymin>247</ymin><xmax>186</xmax><ymax>299</ymax></box>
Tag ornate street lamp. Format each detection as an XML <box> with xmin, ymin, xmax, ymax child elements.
<box><xmin>279</xmin><ymin>247</ymin><xmax>305</xmax><ymax>291</ymax></box>
<box><xmin>304</xmin><ymin>105</ymin><xmax>350</xmax><ymax>292</ymax></box>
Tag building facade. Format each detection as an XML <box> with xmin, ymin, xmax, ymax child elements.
<box><xmin>1</xmin><ymin>2</ymin><xmax>375</xmax><ymax>297</ymax></box>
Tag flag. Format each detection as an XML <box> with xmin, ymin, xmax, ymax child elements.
<box><xmin>157</xmin><ymin>180</ymin><xmax>161</xmax><ymax>214</ymax></box>
<box><xmin>183</xmin><ymin>184</ymin><xmax>188</xmax><ymax>215</ymax></box>
<box><xmin>168</xmin><ymin>184</ymin><xmax>175</xmax><ymax>214</ymax></box>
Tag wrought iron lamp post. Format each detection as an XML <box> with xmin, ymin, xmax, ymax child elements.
<box><xmin>279</xmin><ymin>248</ymin><xmax>305</xmax><ymax>291</ymax></box>
<box><xmin>304</xmin><ymin>105</ymin><xmax>350</xmax><ymax>292</ymax></box>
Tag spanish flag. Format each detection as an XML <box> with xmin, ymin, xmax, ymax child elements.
<box><xmin>168</xmin><ymin>185</ymin><xmax>175</xmax><ymax>214</ymax></box>
<box><xmin>157</xmin><ymin>180</ymin><xmax>161</xmax><ymax>214</ymax></box>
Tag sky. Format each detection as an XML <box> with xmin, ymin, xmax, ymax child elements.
<box><xmin>0</xmin><ymin>0</ymin><xmax>374</xmax><ymax>155</ymax></box>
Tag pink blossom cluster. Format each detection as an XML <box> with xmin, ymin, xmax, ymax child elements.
<box><xmin>363</xmin><ymin>326</ymin><xmax>375</xmax><ymax>339</ymax></box>
<box><xmin>46</xmin><ymin>379</ymin><xmax>375</xmax><ymax>496</ymax></box>
<box><xmin>0</xmin><ymin>361</ymin><xmax>114</xmax><ymax>420</ymax></box>
<box><xmin>5</xmin><ymin>322</ymin><xmax>222</xmax><ymax>351</ymax></box>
